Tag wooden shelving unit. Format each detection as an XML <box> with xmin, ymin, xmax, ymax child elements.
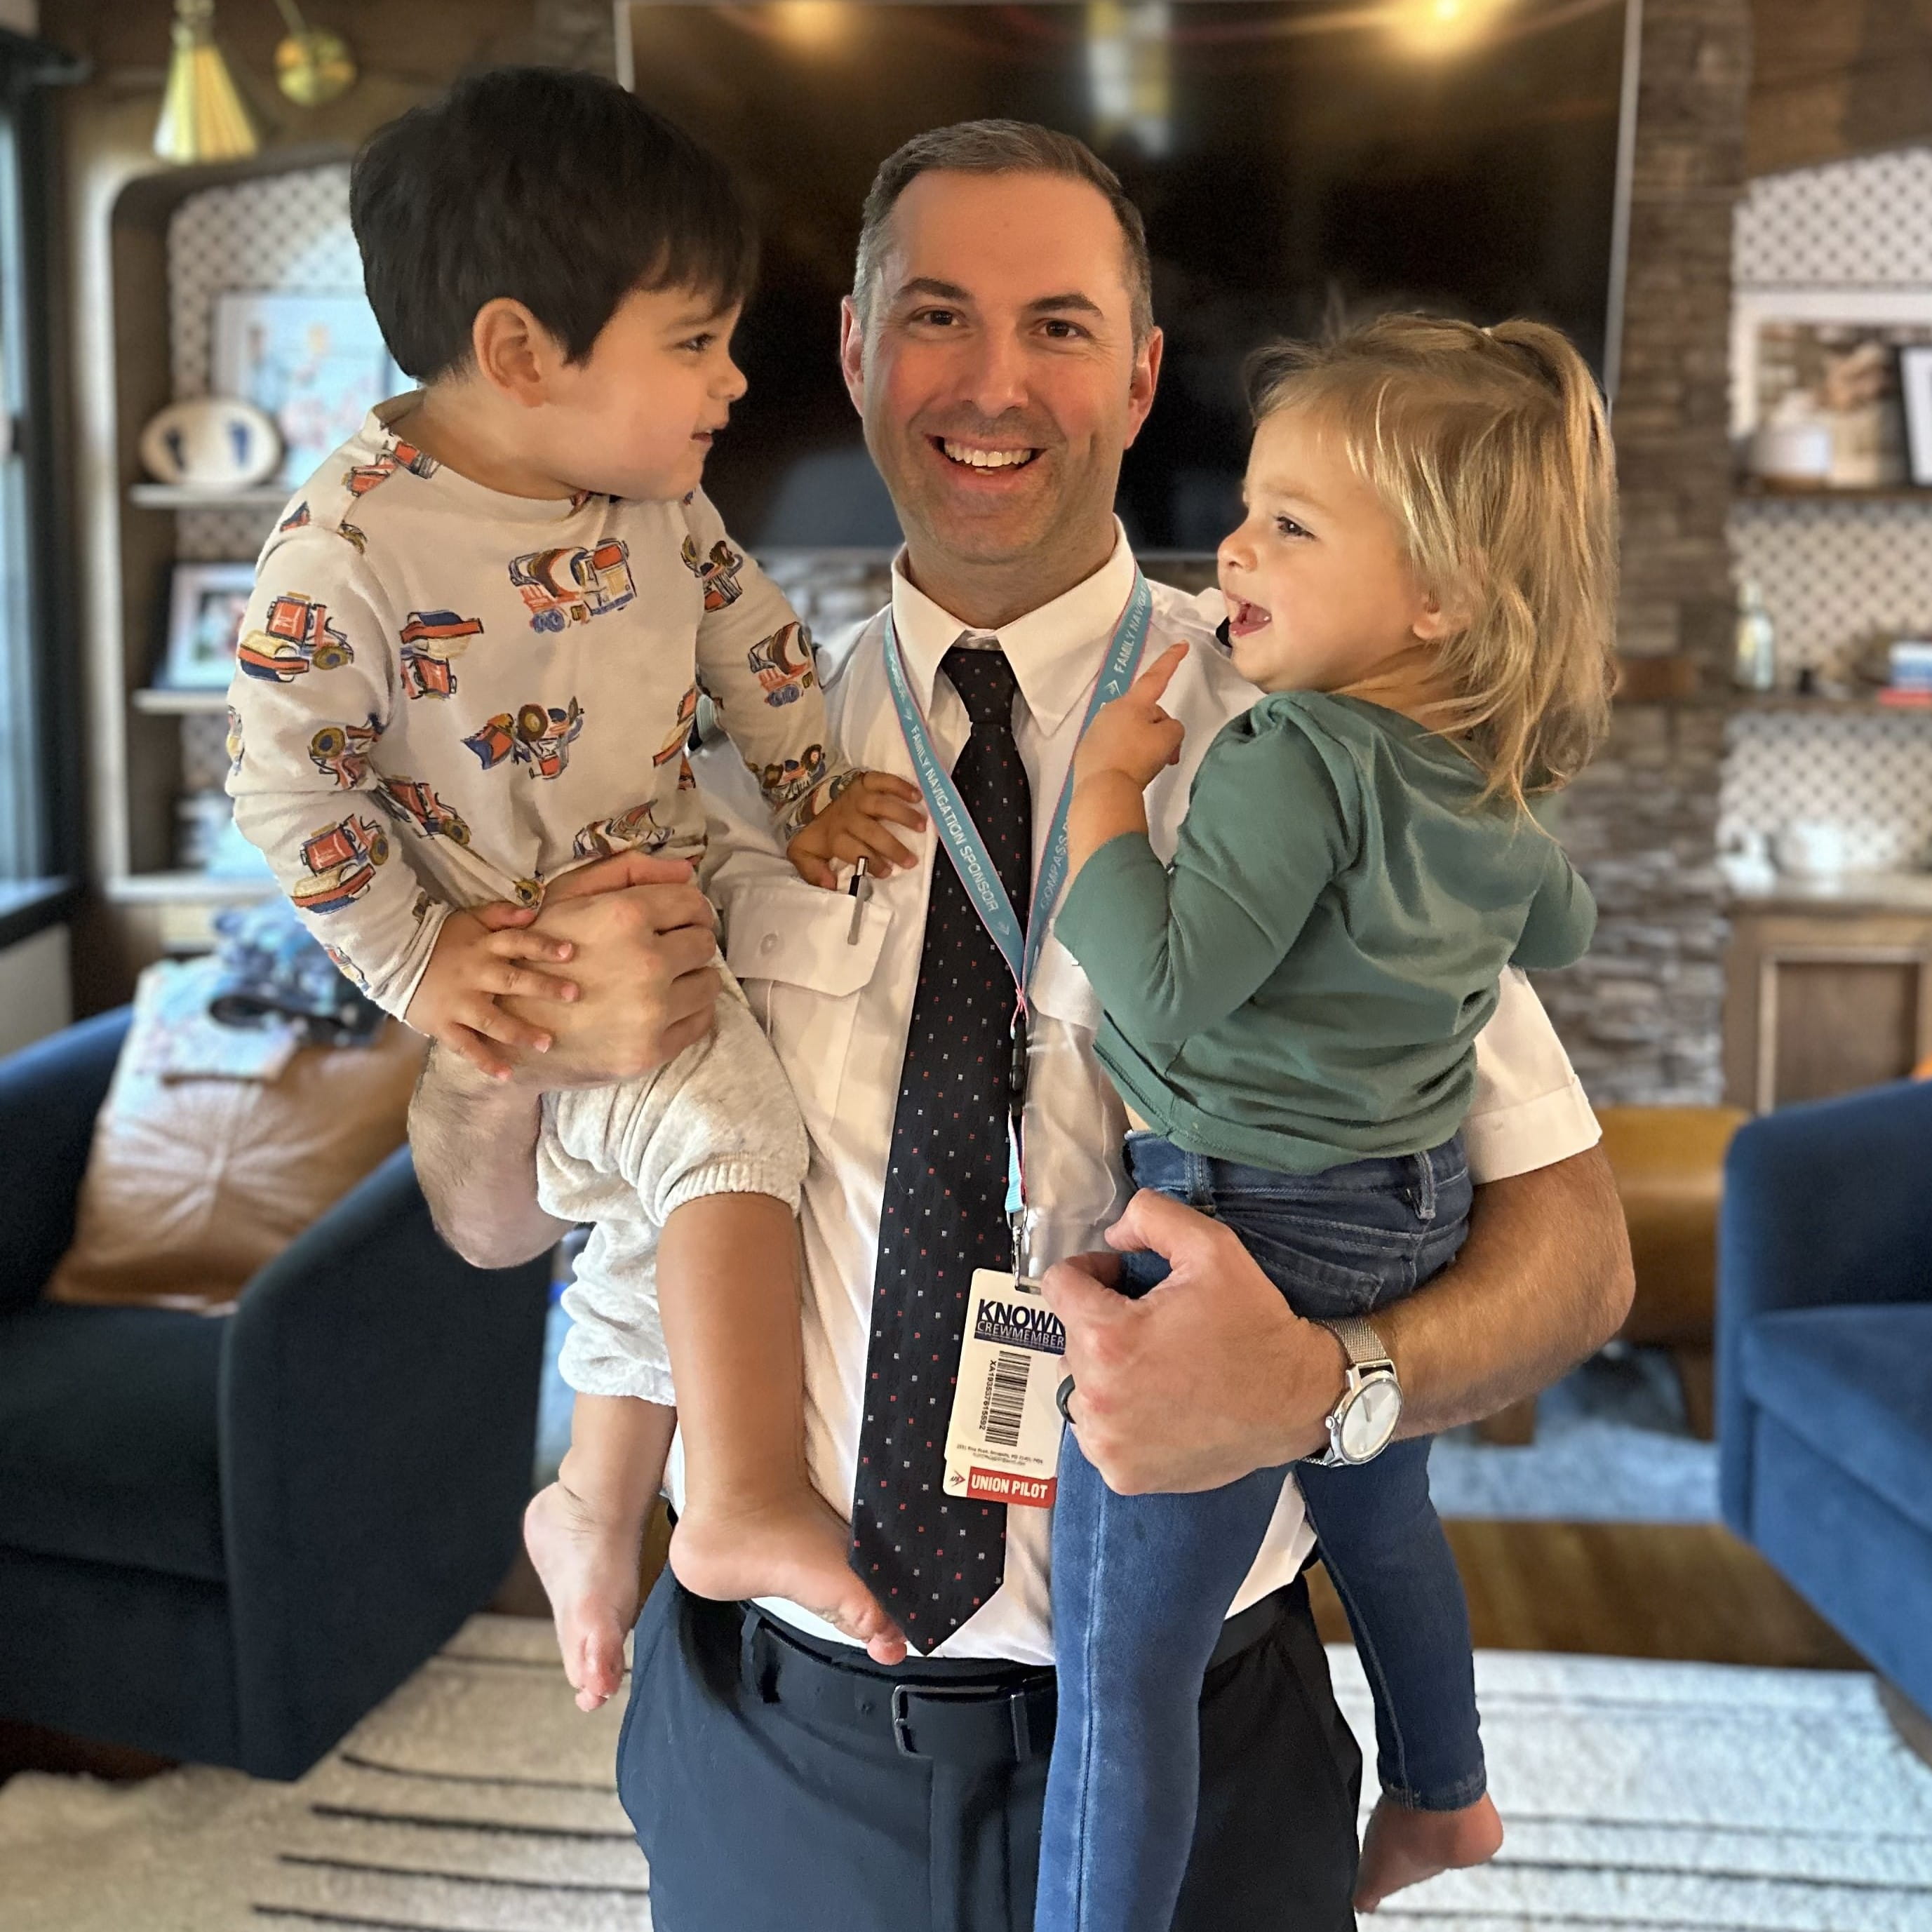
<box><xmin>130</xmin><ymin>687</ymin><xmax>231</xmax><ymax>716</ymax></box>
<box><xmin>128</xmin><ymin>482</ymin><xmax>290</xmax><ymax>511</ymax></box>
<box><xmin>65</xmin><ymin>102</ymin><xmax>349</xmax><ymax>992</ymax></box>
<box><xmin>104</xmin><ymin>869</ymin><xmax>276</xmax><ymax>906</ymax></box>
<box><xmin>1728</xmin><ymin>691</ymin><xmax>1932</xmax><ymax>713</ymax></box>
<box><xmin>1734</xmin><ymin>481</ymin><xmax>1932</xmax><ymax>503</ymax></box>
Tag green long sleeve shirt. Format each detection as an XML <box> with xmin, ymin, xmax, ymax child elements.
<box><xmin>1052</xmin><ymin>691</ymin><xmax>1595</xmax><ymax>1174</ymax></box>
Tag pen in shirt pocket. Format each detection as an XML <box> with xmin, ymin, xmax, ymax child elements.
<box><xmin>845</xmin><ymin>855</ymin><xmax>872</xmax><ymax>944</ymax></box>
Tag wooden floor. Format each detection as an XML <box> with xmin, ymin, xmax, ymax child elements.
<box><xmin>491</xmin><ymin>1511</ymin><xmax>1867</xmax><ymax>1674</ymax></box>
<box><xmin>1309</xmin><ymin>1519</ymin><xmax>1867</xmax><ymax>1670</ymax></box>
<box><xmin>1</xmin><ymin>1517</ymin><xmax>1865</xmax><ymax>1792</ymax></box>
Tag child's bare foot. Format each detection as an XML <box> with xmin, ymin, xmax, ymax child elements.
<box><xmin>523</xmin><ymin>1481</ymin><xmax>646</xmax><ymax>1713</ymax></box>
<box><xmin>670</xmin><ymin>1487</ymin><xmax>907</xmax><ymax>1665</ymax></box>
<box><xmin>1354</xmin><ymin>1791</ymin><xmax>1503</xmax><ymax>1912</ymax></box>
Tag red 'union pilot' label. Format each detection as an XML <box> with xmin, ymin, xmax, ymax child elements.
<box><xmin>967</xmin><ymin>1467</ymin><xmax>1055</xmax><ymax>1506</ymax></box>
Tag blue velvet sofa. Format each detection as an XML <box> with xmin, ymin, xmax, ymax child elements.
<box><xmin>1718</xmin><ymin>1077</ymin><xmax>1932</xmax><ymax>1719</ymax></box>
<box><xmin>0</xmin><ymin>1009</ymin><xmax>552</xmax><ymax>1779</ymax></box>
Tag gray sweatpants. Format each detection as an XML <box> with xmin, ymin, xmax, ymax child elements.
<box><xmin>537</xmin><ymin>974</ymin><xmax>807</xmax><ymax>1407</ymax></box>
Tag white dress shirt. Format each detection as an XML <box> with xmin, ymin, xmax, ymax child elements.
<box><xmin>686</xmin><ymin>523</ymin><xmax>1600</xmax><ymax>1664</ymax></box>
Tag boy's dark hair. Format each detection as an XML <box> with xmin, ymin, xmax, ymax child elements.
<box><xmin>351</xmin><ymin>67</ymin><xmax>758</xmax><ymax>382</ymax></box>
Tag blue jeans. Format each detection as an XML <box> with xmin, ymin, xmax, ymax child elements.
<box><xmin>1038</xmin><ymin>1133</ymin><xmax>1480</xmax><ymax>1932</ymax></box>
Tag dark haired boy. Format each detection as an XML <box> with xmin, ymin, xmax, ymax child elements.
<box><xmin>225</xmin><ymin>68</ymin><xmax>920</xmax><ymax>1709</ymax></box>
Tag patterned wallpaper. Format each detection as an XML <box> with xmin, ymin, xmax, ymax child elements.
<box><xmin>1718</xmin><ymin>709</ymin><xmax>1932</xmax><ymax>870</ymax></box>
<box><xmin>1724</xmin><ymin>146</ymin><xmax>1932</xmax><ymax>850</ymax></box>
<box><xmin>167</xmin><ymin>165</ymin><xmax>363</xmax><ymax>565</ymax></box>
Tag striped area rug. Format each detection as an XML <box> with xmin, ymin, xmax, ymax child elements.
<box><xmin>4</xmin><ymin>1616</ymin><xmax>1931</xmax><ymax>1929</ymax></box>
<box><xmin>1328</xmin><ymin>1645</ymin><xmax>1932</xmax><ymax>1932</ymax></box>
<box><xmin>0</xmin><ymin>1616</ymin><xmax>641</xmax><ymax>1931</ymax></box>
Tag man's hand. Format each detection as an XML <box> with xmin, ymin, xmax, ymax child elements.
<box><xmin>1041</xmin><ymin>1188</ymin><xmax>1346</xmax><ymax>1495</ymax></box>
<box><xmin>498</xmin><ymin>850</ymin><xmax>723</xmax><ymax>1087</ymax></box>
<box><xmin>786</xmin><ymin>770</ymin><xmax>927</xmax><ymax>890</ymax></box>
<box><xmin>1073</xmin><ymin>643</ymin><xmax>1188</xmax><ymax>791</ymax></box>
<box><xmin>404</xmin><ymin>902</ymin><xmax>581</xmax><ymax>1082</ymax></box>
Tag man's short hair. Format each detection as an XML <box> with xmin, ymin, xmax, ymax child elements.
<box><xmin>351</xmin><ymin>67</ymin><xmax>758</xmax><ymax>382</ymax></box>
<box><xmin>852</xmin><ymin>120</ymin><xmax>1154</xmax><ymax>347</ymax></box>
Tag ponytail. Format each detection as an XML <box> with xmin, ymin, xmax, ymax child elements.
<box><xmin>1247</xmin><ymin>311</ymin><xmax>1618</xmax><ymax>810</ymax></box>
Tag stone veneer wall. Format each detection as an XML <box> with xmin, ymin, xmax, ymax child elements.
<box><xmin>1530</xmin><ymin>0</ymin><xmax>1750</xmax><ymax>1105</ymax></box>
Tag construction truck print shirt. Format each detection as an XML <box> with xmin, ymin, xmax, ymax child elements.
<box><xmin>224</xmin><ymin>398</ymin><xmax>850</xmax><ymax>1019</ymax></box>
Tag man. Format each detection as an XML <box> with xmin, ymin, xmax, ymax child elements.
<box><xmin>410</xmin><ymin>121</ymin><xmax>1633</xmax><ymax>1931</ymax></box>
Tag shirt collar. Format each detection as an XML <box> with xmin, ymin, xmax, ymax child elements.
<box><xmin>886</xmin><ymin>520</ymin><xmax>1140</xmax><ymax>733</ymax></box>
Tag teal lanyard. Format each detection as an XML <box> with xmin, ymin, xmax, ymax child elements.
<box><xmin>882</xmin><ymin>572</ymin><xmax>1155</xmax><ymax>1231</ymax></box>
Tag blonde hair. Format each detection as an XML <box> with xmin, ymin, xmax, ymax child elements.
<box><xmin>1246</xmin><ymin>313</ymin><xmax>1617</xmax><ymax>811</ymax></box>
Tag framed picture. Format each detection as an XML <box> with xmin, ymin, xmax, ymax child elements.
<box><xmin>160</xmin><ymin>561</ymin><xmax>256</xmax><ymax>690</ymax></box>
<box><xmin>1900</xmin><ymin>346</ymin><xmax>1932</xmax><ymax>488</ymax></box>
<box><xmin>212</xmin><ymin>290</ymin><xmax>403</xmax><ymax>487</ymax></box>
<box><xmin>1731</xmin><ymin>289</ymin><xmax>1932</xmax><ymax>488</ymax></box>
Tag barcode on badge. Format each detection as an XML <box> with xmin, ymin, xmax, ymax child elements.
<box><xmin>979</xmin><ymin>1348</ymin><xmax>1031</xmax><ymax>1449</ymax></box>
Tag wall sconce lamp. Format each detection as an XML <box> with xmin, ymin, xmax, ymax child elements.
<box><xmin>153</xmin><ymin>0</ymin><xmax>358</xmax><ymax>166</ymax></box>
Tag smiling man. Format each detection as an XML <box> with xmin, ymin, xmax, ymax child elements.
<box><xmin>409</xmin><ymin>121</ymin><xmax>1632</xmax><ymax>1931</ymax></box>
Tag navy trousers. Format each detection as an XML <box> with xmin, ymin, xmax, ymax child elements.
<box><xmin>618</xmin><ymin>1569</ymin><xmax>1362</xmax><ymax>1932</ymax></box>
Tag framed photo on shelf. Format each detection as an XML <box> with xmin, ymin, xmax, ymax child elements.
<box><xmin>159</xmin><ymin>561</ymin><xmax>255</xmax><ymax>690</ymax></box>
<box><xmin>212</xmin><ymin>289</ymin><xmax>403</xmax><ymax>487</ymax></box>
<box><xmin>1731</xmin><ymin>289</ymin><xmax>1932</xmax><ymax>489</ymax></box>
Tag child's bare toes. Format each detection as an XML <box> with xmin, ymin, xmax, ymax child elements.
<box><xmin>579</xmin><ymin>1625</ymin><xmax>626</xmax><ymax>1705</ymax></box>
<box><xmin>523</xmin><ymin>1482</ymin><xmax>643</xmax><ymax>1714</ymax></box>
<box><xmin>852</xmin><ymin>1596</ymin><xmax>908</xmax><ymax>1666</ymax></box>
<box><xmin>821</xmin><ymin>1588</ymin><xmax>906</xmax><ymax>1666</ymax></box>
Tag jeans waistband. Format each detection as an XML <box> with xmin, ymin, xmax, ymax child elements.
<box><xmin>1125</xmin><ymin>1132</ymin><xmax>1468</xmax><ymax>1209</ymax></box>
<box><xmin>735</xmin><ymin>1579</ymin><xmax>1302</xmax><ymax>1770</ymax></box>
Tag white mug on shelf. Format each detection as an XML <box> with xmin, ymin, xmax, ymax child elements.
<box><xmin>1750</xmin><ymin>421</ymin><xmax>1833</xmax><ymax>486</ymax></box>
<box><xmin>1771</xmin><ymin>820</ymin><xmax>1851</xmax><ymax>878</ymax></box>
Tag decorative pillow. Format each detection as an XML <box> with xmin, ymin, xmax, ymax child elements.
<box><xmin>44</xmin><ymin>986</ymin><xmax>426</xmax><ymax>1315</ymax></box>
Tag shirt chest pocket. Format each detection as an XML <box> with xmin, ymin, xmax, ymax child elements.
<box><xmin>723</xmin><ymin>880</ymin><xmax>890</xmax><ymax>1133</ymax></box>
<box><xmin>1028</xmin><ymin>929</ymin><xmax>1103</xmax><ymax>1036</ymax></box>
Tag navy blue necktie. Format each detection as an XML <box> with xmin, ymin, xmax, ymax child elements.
<box><xmin>850</xmin><ymin>642</ymin><xmax>1033</xmax><ymax>1649</ymax></box>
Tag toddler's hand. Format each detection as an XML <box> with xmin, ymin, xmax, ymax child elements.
<box><xmin>786</xmin><ymin>769</ymin><xmax>927</xmax><ymax>890</ymax></box>
<box><xmin>1074</xmin><ymin>643</ymin><xmax>1188</xmax><ymax>791</ymax></box>
<box><xmin>405</xmin><ymin>901</ymin><xmax>581</xmax><ymax>1081</ymax></box>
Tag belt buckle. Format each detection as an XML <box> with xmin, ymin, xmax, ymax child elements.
<box><xmin>890</xmin><ymin>1681</ymin><xmax>1035</xmax><ymax>1762</ymax></box>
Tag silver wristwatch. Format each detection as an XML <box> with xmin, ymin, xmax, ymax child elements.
<box><xmin>1313</xmin><ymin>1316</ymin><xmax>1402</xmax><ymax>1467</ymax></box>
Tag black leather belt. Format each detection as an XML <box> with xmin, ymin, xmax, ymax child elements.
<box><xmin>734</xmin><ymin>1579</ymin><xmax>1300</xmax><ymax>1771</ymax></box>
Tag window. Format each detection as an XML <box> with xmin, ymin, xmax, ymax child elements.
<box><xmin>0</xmin><ymin>28</ymin><xmax>81</xmax><ymax>921</ymax></box>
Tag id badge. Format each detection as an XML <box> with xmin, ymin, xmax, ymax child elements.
<box><xmin>943</xmin><ymin>1270</ymin><xmax>1068</xmax><ymax>1508</ymax></box>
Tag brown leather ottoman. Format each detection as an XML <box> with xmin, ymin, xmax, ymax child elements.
<box><xmin>1475</xmin><ymin>1106</ymin><xmax>1747</xmax><ymax>1444</ymax></box>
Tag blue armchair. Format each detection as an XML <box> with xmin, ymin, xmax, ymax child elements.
<box><xmin>0</xmin><ymin>1009</ymin><xmax>552</xmax><ymax>1779</ymax></box>
<box><xmin>1718</xmin><ymin>1078</ymin><xmax>1932</xmax><ymax>1719</ymax></box>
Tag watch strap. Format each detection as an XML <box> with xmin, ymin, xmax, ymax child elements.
<box><xmin>1324</xmin><ymin>1315</ymin><xmax>1393</xmax><ymax>1374</ymax></box>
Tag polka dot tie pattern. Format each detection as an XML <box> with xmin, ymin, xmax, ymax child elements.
<box><xmin>849</xmin><ymin>640</ymin><xmax>1034</xmax><ymax>1649</ymax></box>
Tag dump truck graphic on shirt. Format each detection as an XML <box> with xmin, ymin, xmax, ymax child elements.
<box><xmin>462</xmin><ymin>699</ymin><xmax>585</xmax><ymax>778</ymax></box>
<box><xmin>398</xmin><ymin>609</ymin><xmax>485</xmax><ymax>699</ymax></box>
<box><xmin>681</xmin><ymin>535</ymin><xmax>746</xmax><ymax>610</ymax></box>
<box><xmin>758</xmin><ymin>742</ymin><xmax>829</xmax><ymax>812</ymax></box>
<box><xmin>236</xmin><ymin>593</ymin><xmax>354</xmax><ymax>683</ymax></box>
<box><xmin>573</xmin><ymin>800</ymin><xmax>673</xmax><ymax>861</ymax></box>
<box><xmin>342</xmin><ymin>438</ymin><xmax>440</xmax><ymax>499</ymax></box>
<box><xmin>509</xmin><ymin>540</ymin><xmax>636</xmax><ymax>633</ymax></box>
<box><xmin>293</xmin><ymin>814</ymin><xmax>389</xmax><ymax>915</ymax></box>
<box><xmin>323</xmin><ymin>944</ymin><xmax>370</xmax><ymax>993</ymax></box>
<box><xmin>307</xmin><ymin>717</ymin><xmax>381</xmax><ymax>789</ymax></box>
<box><xmin>654</xmin><ymin>684</ymin><xmax>699</xmax><ymax>766</ymax></box>
<box><xmin>746</xmin><ymin>622</ymin><xmax>817</xmax><ymax>707</ymax></box>
<box><xmin>376</xmin><ymin>776</ymin><xmax>471</xmax><ymax>845</ymax></box>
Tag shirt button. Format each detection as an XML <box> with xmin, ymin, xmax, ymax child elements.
<box><xmin>759</xmin><ymin>931</ymin><xmax>779</xmax><ymax>958</ymax></box>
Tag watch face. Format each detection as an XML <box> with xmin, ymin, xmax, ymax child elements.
<box><xmin>1339</xmin><ymin>1375</ymin><xmax>1401</xmax><ymax>1463</ymax></box>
